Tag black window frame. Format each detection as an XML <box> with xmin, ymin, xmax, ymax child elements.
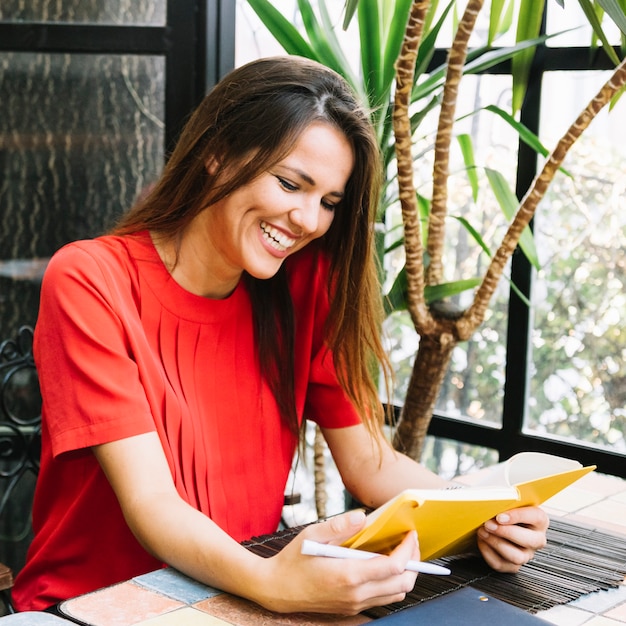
<box><xmin>424</xmin><ymin>38</ymin><xmax>626</xmax><ymax>478</ymax></box>
<box><xmin>0</xmin><ymin>0</ymin><xmax>236</xmax><ymax>152</ymax></box>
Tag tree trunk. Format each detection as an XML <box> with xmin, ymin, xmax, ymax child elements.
<box><xmin>392</xmin><ymin>332</ymin><xmax>457</xmax><ymax>460</ymax></box>
<box><xmin>313</xmin><ymin>425</ymin><xmax>327</xmax><ymax>520</ymax></box>
<box><xmin>391</xmin><ymin>0</ymin><xmax>626</xmax><ymax>462</ymax></box>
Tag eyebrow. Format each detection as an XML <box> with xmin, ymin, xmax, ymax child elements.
<box><xmin>282</xmin><ymin>165</ymin><xmax>345</xmax><ymax>199</ymax></box>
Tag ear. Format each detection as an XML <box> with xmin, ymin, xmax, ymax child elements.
<box><xmin>205</xmin><ymin>155</ymin><xmax>220</xmax><ymax>175</ymax></box>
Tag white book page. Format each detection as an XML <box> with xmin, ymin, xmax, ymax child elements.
<box><xmin>475</xmin><ymin>452</ymin><xmax>582</xmax><ymax>487</ymax></box>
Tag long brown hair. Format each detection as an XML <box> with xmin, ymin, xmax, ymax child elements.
<box><xmin>113</xmin><ymin>56</ymin><xmax>391</xmax><ymax>436</ymax></box>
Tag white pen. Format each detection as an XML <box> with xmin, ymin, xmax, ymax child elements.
<box><xmin>301</xmin><ymin>539</ymin><xmax>451</xmax><ymax>575</ymax></box>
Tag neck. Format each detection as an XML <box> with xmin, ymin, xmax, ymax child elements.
<box><xmin>150</xmin><ymin>231</ymin><xmax>239</xmax><ymax>299</ymax></box>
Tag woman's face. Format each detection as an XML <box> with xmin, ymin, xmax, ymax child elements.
<box><xmin>190</xmin><ymin>121</ymin><xmax>354</xmax><ymax>298</ymax></box>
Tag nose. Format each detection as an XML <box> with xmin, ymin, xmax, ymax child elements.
<box><xmin>289</xmin><ymin>200</ymin><xmax>320</xmax><ymax>235</ymax></box>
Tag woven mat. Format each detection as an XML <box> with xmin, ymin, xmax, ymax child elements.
<box><xmin>243</xmin><ymin>516</ymin><xmax>626</xmax><ymax>619</ymax></box>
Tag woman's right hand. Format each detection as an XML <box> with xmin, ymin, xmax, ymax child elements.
<box><xmin>93</xmin><ymin>433</ymin><xmax>418</xmax><ymax>616</ymax></box>
<box><xmin>251</xmin><ymin>510</ymin><xmax>420</xmax><ymax>615</ymax></box>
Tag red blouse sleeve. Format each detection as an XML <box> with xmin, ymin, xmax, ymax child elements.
<box><xmin>35</xmin><ymin>241</ymin><xmax>156</xmax><ymax>457</ymax></box>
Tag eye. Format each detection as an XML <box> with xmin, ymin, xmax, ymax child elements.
<box><xmin>276</xmin><ymin>173</ymin><xmax>338</xmax><ymax>212</ymax></box>
<box><xmin>277</xmin><ymin>176</ymin><xmax>298</xmax><ymax>192</ymax></box>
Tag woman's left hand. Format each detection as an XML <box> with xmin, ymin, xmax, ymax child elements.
<box><xmin>476</xmin><ymin>505</ymin><xmax>549</xmax><ymax>573</ymax></box>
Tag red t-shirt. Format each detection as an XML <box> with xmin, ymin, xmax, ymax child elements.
<box><xmin>12</xmin><ymin>232</ymin><xmax>360</xmax><ymax>611</ymax></box>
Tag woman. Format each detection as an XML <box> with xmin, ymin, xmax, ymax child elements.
<box><xmin>13</xmin><ymin>56</ymin><xmax>548</xmax><ymax>615</ymax></box>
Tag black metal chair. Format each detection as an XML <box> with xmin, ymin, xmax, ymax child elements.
<box><xmin>0</xmin><ymin>326</ymin><xmax>41</xmax><ymax>615</ymax></box>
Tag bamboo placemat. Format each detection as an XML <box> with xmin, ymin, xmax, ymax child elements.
<box><xmin>243</xmin><ymin>516</ymin><xmax>626</xmax><ymax>619</ymax></box>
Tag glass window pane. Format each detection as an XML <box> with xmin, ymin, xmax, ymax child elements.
<box><xmin>0</xmin><ymin>52</ymin><xmax>165</xmax><ymax>336</ymax></box>
<box><xmin>0</xmin><ymin>0</ymin><xmax>165</xmax><ymax>26</ymax></box>
<box><xmin>421</xmin><ymin>436</ymin><xmax>499</xmax><ymax>480</ymax></box>
<box><xmin>235</xmin><ymin>0</ymin><xmax>358</xmax><ymax>67</ymax></box>
<box><xmin>236</xmin><ymin>0</ymin><xmax>297</xmax><ymax>66</ymax></box>
<box><xmin>546</xmin><ymin>2</ymin><xmax>621</xmax><ymax>47</ymax></box>
<box><xmin>526</xmin><ymin>70</ymin><xmax>626</xmax><ymax>452</ymax></box>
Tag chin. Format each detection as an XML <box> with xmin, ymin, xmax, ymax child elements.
<box><xmin>246</xmin><ymin>263</ymin><xmax>285</xmax><ymax>281</ymax></box>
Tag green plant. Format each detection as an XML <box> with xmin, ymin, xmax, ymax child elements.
<box><xmin>248</xmin><ymin>0</ymin><xmax>552</xmax><ymax>313</ymax></box>
<box><xmin>390</xmin><ymin>0</ymin><xmax>625</xmax><ymax>458</ymax></box>
<box><xmin>247</xmin><ymin>0</ymin><xmax>626</xmax><ymax>461</ymax></box>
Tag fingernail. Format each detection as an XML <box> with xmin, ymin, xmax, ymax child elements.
<box><xmin>497</xmin><ymin>513</ymin><xmax>510</xmax><ymax>523</ymax></box>
<box><xmin>484</xmin><ymin>520</ymin><xmax>498</xmax><ymax>532</ymax></box>
<box><xmin>349</xmin><ymin>510</ymin><xmax>366</xmax><ymax>525</ymax></box>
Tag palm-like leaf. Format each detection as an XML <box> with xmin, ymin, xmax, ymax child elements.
<box><xmin>245</xmin><ymin>0</ymin><xmax>315</xmax><ymax>57</ymax></box>
<box><xmin>511</xmin><ymin>0</ymin><xmax>545</xmax><ymax>113</ymax></box>
<box><xmin>597</xmin><ymin>0</ymin><xmax>626</xmax><ymax>34</ymax></box>
<box><xmin>248</xmin><ymin>0</ymin><xmax>626</xmax><ymax>478</ymax></box>
<box><xmin>246</xmin><ymin>0</ymin><xmax>576</xmax><ymax>310</ymax></box>
<box><xmin>246</xmin><ymin>0</ymin><xmax>624</xmax><ymax>360</ymax></box>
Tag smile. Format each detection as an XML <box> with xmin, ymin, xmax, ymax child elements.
<box><xmin>260</xmin><ymin>221</ymin><xmax>297</xmax><ymax>252</ymax></box>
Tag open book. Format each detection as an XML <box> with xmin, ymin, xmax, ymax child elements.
<box><xmin>343</xmin><ymin>452</ymin><xmax>595</xmax><ymax>561</ymax></box>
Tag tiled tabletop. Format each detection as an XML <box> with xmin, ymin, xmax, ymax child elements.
<box><xmin>13</xmin><ymin>471</ymin><xmax>624</xmax><ymax>626</ymax></box>
<box><xmin>536</xmin><ymin>472</ymin><xmax>626</xmax><ymax>625</ymax></box>
<box><xmin>457</xmin><ymin>469</ymin><xmax>626</xmax><ymax>625</ymax></box>
<box><xmin>58</xmin><ymin>568</ymin><xmax>371</xmax><ymax>625</ymax></box>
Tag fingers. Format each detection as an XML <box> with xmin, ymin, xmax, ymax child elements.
<box><xmin>345</xmin><ymin>532</ymin><xmax>419</xmax><ymax>611</ymax></box>
<box><xmin>301</xmin><ymin>509</ymin><xmax>367</xmax><ymax>545</ymax></box>
<box><xmin>477</xmin><ymin>535</ymin><xmax>527</xmax><ymax>573</ymax></box>
<box><xmin>292</xmin><ymin>524</ymin><xmax>420</xmax><ymax>614</ymax></box>
<box><xmin>389</xmin><ymin>530</ymin><xmax>421</xmax><ymax>569</ymax></box>
<box><xmin>477</xmin><ymin>506</ymin><xmax>549</xmax><ymax>573</ymax></box>
<box><xmin>495</xmin><ymin>505</ymin><xmax>550</xmax><ymax>532</ymax></box>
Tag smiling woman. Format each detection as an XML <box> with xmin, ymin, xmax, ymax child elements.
<box><xmin>168</xmin><ymin>120</ymin><xmax>354</xmax><ymax>297</ymax></box>
<box><xmin>12</xmin><ymin>55</ymin><xmax>549</xmax><ymax>617</ymax></box>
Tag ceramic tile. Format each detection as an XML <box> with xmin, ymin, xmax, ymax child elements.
<box><xmin>605</xmin><ymin>600</ymin><xmax>626</xmax><ymax>622</ymax></box>
<box><xmin>575</xmin><ymin>500</ymin><xmax>626</xmax><ymax>529</ymax></box>
<box><xmin>584</xmin><ymin>617</ymin><xmax>626</xmax><ymax>625</ymax></box>
<box><xmin>543</xmin><ymin>487</ymin><xmax>606</xmax><ymax>513</ymax></box>
<box><xmin>612</xmin><ymin>491</ymin><xmax>626</xmax><ymax>505</ymax></box>
<box><xmin>133</xmin><ymin>568</ymin><xmax>221</xmax><ymax>604</ymax></box>
<box><xmin>564</xmin><ymin>513</ymin><xmax>626</xmax><ymax>536</ymax></box>
<box><xmin>543</xmin><ymin>505</ymin><xmax>568</xmax><ymax>517</ymax></box>
<box><xmin>537</xmin><ymin>604</ymin><xmax>595</xmax><ymax>625</ymax></box>
<box><xmin>135</xmin><ymin>606</ymin><xmax>233</xmax><ymax>625</ymax></box>
<box><xmin>194</xmin><ymin>594</ymin><xmax>371</xmax><ymax>625</ymax></box>
<box><xmin>574</xmin><ymin>474</ymin><xmax>626</xmax><ymax>498</ymax></box>
<box><xmin>59</xmin><ymin>581</ymin><xmax>183</xmax><ymax>626</ymax></box>
<box><xmin>572</xmin><ymin>585</ymin><xmax>626</xmax><ymax>613</ymax></box>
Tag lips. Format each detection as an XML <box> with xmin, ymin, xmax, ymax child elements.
<box><xmin>260</xmin><ymin>221</ymin><xmax>297</xmax><ymax>252</ymax></box>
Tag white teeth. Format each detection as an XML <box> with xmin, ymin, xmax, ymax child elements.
<box><xmin>260</xmin><ymin>221</ymin><xmax>296</xmax><ymax>251</ymax></box>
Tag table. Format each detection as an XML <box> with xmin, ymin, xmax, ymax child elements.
<box><xmin>10</xmin><ymin>471</ymin><xmax>626</xmax><ymax>625</ymax></box>
<box><xmin>59</xmin><ymin>567</ymin><xmax>369</xmax><ymax>625</ymax></box>
<box><xmin>54</xmin><ymin>518</ymin><xmax>626</xmax><ymax>624</ymax></box>
<box><xmin>54</xmin><ymin>570</ymin><xmax>556</xmax><ymax>625</ymax></box>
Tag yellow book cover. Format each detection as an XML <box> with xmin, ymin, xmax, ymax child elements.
<box><xmin>343</xmin><ymin>452</ymin><xmax>596</xmax><ymax>561</ymax></box>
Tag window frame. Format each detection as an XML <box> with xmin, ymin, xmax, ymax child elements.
<box><xmin>425</xmin><ymin>42</ymin><xmax>626</xmax><ymax>477</ymax></box>
<box><xmin>0</xmin><ymin>0</ymin><xmax>236</xmax><ymax>151</ymax></box>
